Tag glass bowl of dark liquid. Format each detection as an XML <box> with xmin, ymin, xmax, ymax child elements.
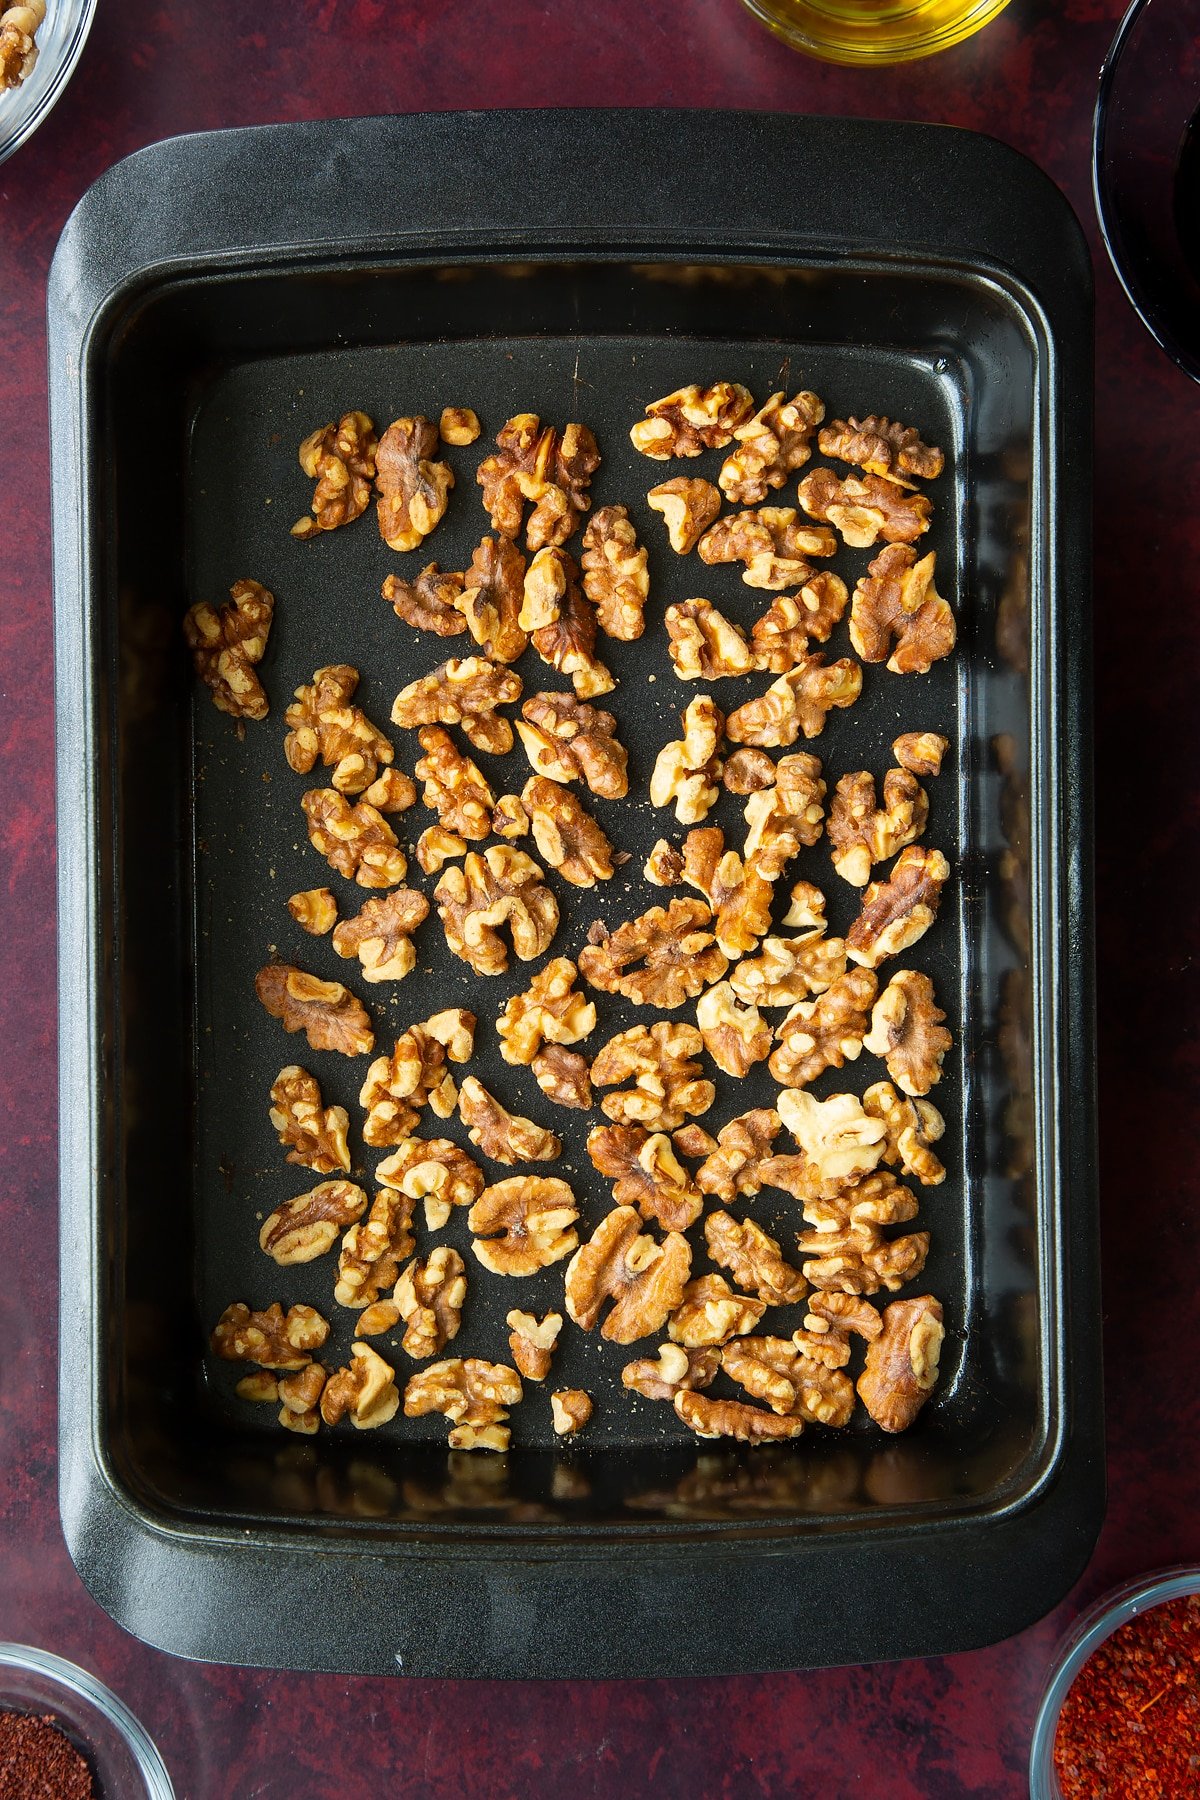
<box><xmin>1094</xmin><ymin>0</ymin><xmax>1200</xmax><ymax>382</ymax></box>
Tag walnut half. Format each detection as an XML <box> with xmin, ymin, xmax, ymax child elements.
<box><xmin>590</xmin><ymin>1020</ymin><xmax>715</xmax><ymax>1132</ymax></box>
<box><xmin>435</xmin><ymin>846</ymin><xmax>559</xmax><ymax>975</ymax></box>
<box><xmin>458</xmin><ymin>1076</ymin><xmax>561</xmax><ymax>1165</ymax></box>
<box><xmin>564</xmin><ymin>1205</ymin><xmax>692</xmax><ymax>1344</ymax></box>
<box><xmin>469</xmin><ymin>1176</ymin><xmax>580</xmax><ymax>1275</ymax></box>
<box><xmin>183</xmin><ymin>579</ymin><xmax>274</xmax><ymax>722</ymax></box>
<box><xmin>255</xmin><ymin>964</ymin><xmax>374</xmax><ymax>1058</ymax></box>
<box><xmin>857</xmin><ymin>1296</ymin><xmax>944</xmax><ymax>1432</ymax></box>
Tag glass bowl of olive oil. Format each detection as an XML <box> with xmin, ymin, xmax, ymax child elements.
<box><xmin>738</xmin><ymin>0</ymin><xmax>1012</xmax><ymax>66</ymax></box>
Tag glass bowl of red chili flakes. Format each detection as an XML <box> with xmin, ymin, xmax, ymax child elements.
<box><xmin>1030</xmin><ymin>1567</ymin><xmax>1200</xmax><ymax>1799</ymax></box>
<box><xmin>0</xmin><ymin>1644</ymin><xmax>175</xmax><ymax>1798</ymax></box>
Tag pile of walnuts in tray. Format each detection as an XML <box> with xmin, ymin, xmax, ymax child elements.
<box><xmin>192</xmin><ymin>382</ymin><xmax>956</xmax><ymax>1453</ymax></box>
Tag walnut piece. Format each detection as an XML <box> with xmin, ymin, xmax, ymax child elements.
<box><xmin>797</xmin><ymin>1220</ymin><xmax>930</xmax><ymax>1297</ymax></box>
<box><xmin>394</xmin><ymin>1247</ymin><xmax>467</xmax><ymax>1360</ymax></box>
<box><xmin>695</xmin><ymin>981</ymin><xmax>771</xmax><ymax>1077</ymax></box>
<box><xmin>795</xmin><ymin>1289</ymin><xmax>883</xmax><ymax>1365</ymax></box>
<box><xmin>674</xmin><ymin>1390</ymin><xmax>804</xmax><ymax>1443</ymax></box>
<box><xmin>391</xmin><ymin>656</ymin><xmax>522</xmax><ymax>756</ymax></box>
<box><xmin>526</xmin><ymin>551</ymin><xmax>615</xmax><ymax>700</ymax></box>
<box><xmin>798</xmin><ymin>467</ymin><xmax>932</xmax><ymax>549</ymax></box>
<box><xmin>416</xmin><ymin>825</ymin><xmax>468</xmax><ymax>874</ymax></box>
<box><xmin>845</xmin><ymin>845</ymin><xmax>950</xmax><ymax>969</ymax></box>
<box><xmin>269</xmin><ymin>1066</ymin><xmax>351</xmax><ymax>1173</ymax></box>
<box><xmin>741</xmin><ymin>751</ymin><xmax>827</xmax><ymax>860</ymax></box>
<box><xmin>330</xmin><ymin>887</ymin><xmax>429</xmax><ymax>984</ymax></box>
<box><xmin>581</xmin><ymin>505</ymin><xmax>650</xmax><ymax>640</ymax></box>
<box><xmin>404</xmin><ymin>1357</ymin><xmax>523</xmax><ymax>1452</ymax></box>
<box><xmin>646</xmin><ymin>477</ymin><xmax>722</xmax><ymax>554</ymax></box>
<box><xmin>892</xmin><ymin>731</ymin><xmax>949</xmax><ymax>777</ymax></box>
<box><xmin>532</xmin><ymin>1045</ymin><xmax>593</xmax><ymax>1110</ymax></box>
<box><xmin>722</xmin><ymin>1334</ymin><xmax>856</xmax><ymax>1428</ymax></box>
<box><xmin>698</xmin><ymin>505</ymin><xmax>836</xmax><ymax>589</ymax></box>
<box><xmin>255</xmin><ymin>964</ymin><xmax>374</xmax><ymax>1057</ymax></box>
<box><xmin>587</xmin><ymin>1124</ymin><xmax>703</xmax><ymax>1232</ymax></box>
<box><xmin>335</xmin><ymin>1189</ymin><xmax>417</xmax><ymax>1308</ymax></box>
<box><xmin>361</xmin><ymin>768</ymin><xmax>417</xmax><ymax>814</ymax></box>
<box><xmin>665</xmin><ymin>598</ymin><xmax>756</xmax><ymax>680</ymax></box>
<box><xmin>857</xmin><ymin>1296</ymin><xmax>944</xmax><ymax>1433</ymax></box>
<box><xmin>630</xmin><ymin>383</ymin><xmax>755</xmax><ymax>458</ymax></box>
<box><xmin>358</xmin><ymin>1009</ymin><xmax>476</xmax><ymax>1146</ymax></box>
<box><xmin>469</xmin><ymin>1176</ymin><xmax>579</xmax><ymax>1276</ymax></box>
<box><xmin>376</xmin><ymin>1137</ymin><xmax>484</xmax><ymax>1231</ymax></box>
<box><xmin>491</xmin><ymin>793</ymin><xmax>529</xmax><ymax>839</ymax></box>
<box><xmin>768</xmin><ymin>968</ymin><xmax>879</xmax><ymax>1087</ymax></box>
<box><xmin>579</xmin><ymin>898</ymin><xmax>727</xmax><ymax>1009</ymax></box>
<box><xmin>291</xmin><ymin>411</ymin><xmax>378</xmax><ymax>538</ymax></box>
<box><xmin>521</xmin><ymin>775</ymin><xmax>616</xmax><ymax>887</ymax></box>
<box><xmin>751</xmin><ymin>575</ymin><xmax>849</xmax><ymax>669</ymax></box>
<box><xmin>863</xmin><ymin>970</ymin><xmax>951</xmax><ymax>1096</ymax></box>
<box><xmin>275</xmin><ymin>1362</ymin><xmax>328</xmax><ymax>1435</ymax></box>
<box><xmin>435</xmin><ymin>845</ymin><xmax>559</xmax><ymax>975</ymax></box>
<box><xmin>382</xmin><ymin>563</ymin><xmax>468</xmax><ymax>637</ymax></box>
<box><xmin>783</xmin><ymin>1167</ymin><xmax>919</xmax><ymax>1235</ymax></box>
<box><xmin>183</xmin><ymin>579</ymin><xmax>274</xmax><ymax>721</ymax></box>
<box><xmin>725</xmin><ymin>656</ymin><xmax>862</xmax><ymax>746</ymax></box>
<box><xmin>818</xmin><ymin>415</ymin><xmax>944</xmax><ymax>483</ymax></box>
<box><xmin>704</xmin><ymin>1212</ymin><xmax>807</xmax><ymax>1308</ymax></box>
<box><xmin>458</xmin><ymin>1075</ymin><xmax>561</xmax><ymax>1164</ymax></box>
<box><xmin>691</xmin><ymin>1108</ymin><xmax>781</xmax><ymax>1203</ymax></box>
<box><xmin>777</xmin><ymin>1088</ymin><xmax>887</xmax><ymax>1187</ymax></box>
<box><xmin>730</xmin><ymin>933</ymin><xmax>847</xmax><ymax>1008</ymax></box>
<box><xmin>259</xmin><ymin>1179</ymin><xmax>368</xmax><ymax>1265</ymax></box>
<box><xmin>458</xmin><ymin>535</ymin><xmax>529</xmax><ymax>663</ymax></box>
<box><xmin>375</xmin><ymin>415</ymin><xmax>453</xmax><ymax>552</ymax></box>
<box><xmin>718</xmin><ymin>391</ymin><xmax>825</xmax><ymax>503</ymax></box>
<box><xmin>415</xmin><ymin>725</ymin><xmax>494</xmax><ymax>841</ymax></box>
<box><xmin>862</xmin><ymin>1081</ymin><xmax>947</xmax><ymax>1185</ymax></box>
<box><xmin>321</xmin><ymin>1343</ymin><xmax>401</xmax><ymax>1429</ymax></box>
<box><xmin>477</xmin><ymin>413</ymin><xmax>600</xmax><ymax>549</ymax></box>
<box><xmin>828</xmin><ymin>769</ymin><xmax>929</xmax><ymax>887</ymax></box>
<box><xmin>516</xmin><ymin>692</ymin><xmax>629</xmax><ymax>798</ymax></box>
<box><xmin>497</xmin><ymin>957</ymin><xmax>596</xmax><ymax>1065</ymax></box>
<box><xmin>551</xmin><ymin>1389</ymin><xmax>593</xmax><ymax>1436</ymax></box>
<box><xmin>287</xmin><ymin>887</ymin><xmax>338</xmax><ymax>935</ymax></box>
<box><xmin>722</xmin><ymin>747</ymin><xmax>776</xmax><ymax>794</ymax></box>
<box><xmin>211</xmin><ymin>1301</ymin><xmax>329</xmax><ymax>1370</ymax></box>
<box><xmin>649</xmin><ymin>695</ymin><xmax>724</xmax><ymax>827</ymax></box>
<box><xmin>668</xmin><ymin>1275</ymin><xmax>767</xmax><ymax>1348</ymax></box>
<box><xmin>849</xmin><ymin>544</ymin><xmax>956</xmax><ymax>673</ymax></box>
<box><xmin>676</xmin><ymin>828</ymin><xmax>779</xmax><ymax>960</ymax></box>
<box><xmin>506</xmin><ymin>1310</ymin><xmax>563</xmax><ymax>1382</ymax></box>
<box><xmin>0</xmin><ymin>1</ymin><xmax>44</xmax><ymax>89</ymax></box>
<box><xmin>564</xmin><ymin>1205</ymin><xmax>692</xmax><ymax>1344</ymax></box>
<box><xmin>783</xmin><ymin>878</ymin><xmax>828</xmax><ymax>931</ymax></box>
<box><xmin>301</xmin><ymin>789</ymin><xmax>408</xmax><ymax>889</ymax></box>
<box><xmin>644</xmin><ymin>840</ymin><xmax>684</xmax><ymax>886</ymax></box>
<box><xmin>622</xmin><ymin>1342</ymin><xmax>720</xmax><ymax>1401</ymax></box>
<box><xmin>440</xmin><ymin>406</ymin><xmax>481</xmax><ymax>446</ymax></box>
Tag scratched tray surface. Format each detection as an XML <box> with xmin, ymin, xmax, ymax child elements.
<box><xmin>190</xmin><ymin>334</ymin><xmax>969</xmax><ymax>1455</ymax></box>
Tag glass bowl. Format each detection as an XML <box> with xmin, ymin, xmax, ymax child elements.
<box><xmin>1028</xmin><ymin>1566</ymin><xmax>1200</xmax><ymax>1799</ymax></box>
<box><xmin>1093</xmin><ymin>0</ymin><xmax>1200</xmax><ymax>382</ymax></box>
<box><xmin>0</xmin><ymin>1644</ymin><xmax>175</xmax><ymax>1799</ymax></box>
<box><xmin>0</xmin><ymin>0</ymin><xmax>98</xmax><ymax>167</ymax></box>
<box><xmin>737</xmin><ymin>0</ymin><xmax>1012</xmax><ymax>66</ymax></box>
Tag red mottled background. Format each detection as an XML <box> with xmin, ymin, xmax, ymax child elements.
<box><xmin>2</xmin><ymin>2</ymin><xmax>1197</xmax><ymax>1796</ymax></box>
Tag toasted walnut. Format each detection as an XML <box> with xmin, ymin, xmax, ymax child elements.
<box><xmin>259</xmin><ymin>1180</ymin><xmax>369</xmax><ymax>1265</ymax></box>
<box><xmin>730</xmin><ymin>934</ymin><xmax>847</xmax><ymax>1008</ymax></box>
<box><xmin>818</xmin><ymin>415</ymin><xmax>944</xmax><ymax>483</ymax></box>
<box><xmin>580</xmin><ymin>899</ymin><xmax>726</xmax><ymax>1010</ymax></box>
<box><xmin>726</xmin><ymin>656</ymin><xmax>862</xmax><ymax>746</ymax></box>
<box><xmin>828</xmin><ymin>769</ymin><xmax>929</xmax><ymax>887</ymax></box>
<box><xmin>477</xmin><ymin>414</ymin><xmax>600</xmax><ymax>549</ymax></box>
<box><xmin>377</xmin><ymin>1138</ymin><xmax>485</xmax><ymax>1231</ymax></box>
<box><xmin>893</xmin><ymin>731</ymin><xmax>949</xmax><ymax>777</ymax></box>
<box><xmin>413</xmin><ymin>726</ymin><xmax>494</xmax><ymax>841</ymax></box>
<box><xmin>846</xmin><ymin>846</ymin><xmax>950</xmax><ymax>969</ymax></box>
<box><xmin>676</xmin><ymin>829</ymin><xmax>779</xmax><ymax>961</ymax></box>
<box><xmin>211</xmin><ymin>1301</ymin><xmax>329</xmax><ymax>1370</ymax></box>
<box><xmin>751</xmin><ymin>576</ymin><xmax>850</xmax><ymax>671</ymax></box>
<box><xmin>857</xmin><ymin>1295</ymin><xmax>944</xmax><ymax>1432</ymax></box>
<box><xmin>795</xmin><ymin>1289</ymin><xmax>883</xmax><ymax>1365</ymax></box>
<box><xmin>768</xmin><ymin>968</ymin><xmax>879</xmax><ymax>1087</ymax></box>
<box><xmin>335</xmin><ymin>1189</ymin><xmax>417</xmax><ymax>1307</ymax></box>
<box><xmin>783</xmin><ymin>879</ymin><xmax>827</xmax><ymax>931</ymax></box>
<box><xmin>551</xmin><ymin>1390</ymin><xmax>592</xmax><ymax>1436</ymax></box>
<box><xmin>391</xmin><ymin>656</ymin><xmax>522</xmax><ymax>756</ymax></box>
<box><xmin>0</xmin><ymin>0</ymin><xmax>43</xmax><ymax>89</ymax></box>
<box><xmin>359</xmin><ymin>1011</ymin><xmax>475</xmax><ymax>1145</ymax></box>
<box><xmin>375</xmin><ymin>415</ymin><xmax>453</xmax><ymax>552</ymax></box>
<box><xmin>183</xmin><ymin>579</ymin><xmax>274</xmax><ymax>721</ymax></box>
<box><xmin>497</xmin><ymin>957</ymin><xmax>595</xmax><ymax>1066</ymax></box>
<box><xmin>864</xmin><ymin>970</ymin><xmax>951</xmax><ymax>1097</ymax></box>
<box><xmin>440</xmin><ymin>406</ymin><xmax>481</xmax><ymax>446</ymax></box>
<box><xmin>742</xmin><ymin>751</ymin><xmax>827</xmax><ymax>860</ymax></box>
<box><xmin>630</xmin><ymin>383</ymin><xmax>755</xmax><ymax>458</ymax></box>
<box><xmin>622</xmin><ymin>1342</ymin><xmax>720</xmax><ymax>1400</ymax></box>
<box><xmin>276</xmin><ymin>1362</ymin><xmax>328</xmax><ymax>1434</ymax></box>
<box><xmin>255</xmin><ymin>964</ymin><xmax>374</xmax><ymax>1057</ymax></box>
<box><xmin>704</xmin><ymin>1212</ymin><xmax>807</xmax><ymax>1308</ymax></box>
<box><xmin>588</xmin><ymin>1125</ymin><xmax>702</xmax><ymax>1233</ymax></box>
<box><xmin>862</xmin><ymin>1081</ymin><xmax>946</xmax><ymax>1185</ymax></box>
<box><xmin>692</xmin><ymin>1109</ymin><xmax>781</xmax><ymax>1203</ymax></box>
<box><xmin>525</xmin><ymin>551</ymin><xmax>615</xmax><ymax>700</ymax></box>
<box><xmin>564</xmin><ymin>1206</ymin><xmax>692</xmax><ymax>1344</ymax></box>
<box><xmin>517</xmin><ymin>544</ymin><xmax>568</xmax><ymax>632</ymax></box>
<box><xmin>723</xmin><ymin>1334</ymin><xmax>856</xmax><ymax>1428</ymax></box>
<box><xmin>668</xmin><ymin>1275</ymin><xmax>767</xmax><ymax>1349</ymax></box>
<box><xmin>468</xmin><ymin>1176</ymin><xmax>579</xmax><ymax>1275</ymax></box>
<box><xmin>533</xmin><ymin>1046</ymin><xmax>593</xmax><ymax>1110</ymax></box>
<box><xmin>404</xmin><ymin>1357</ymin><xmax>523</xmax><ymax>1451</ymax></box>
<box><xmin>456</xmin><ymin>534</ymin><xmax>529</xmax><ymax>663</ymax></box>
<box><xmin>516</xmin><ymin>692</ymin><xmax>629</xmax><ymax>798</ymax></box>
<box><xmin>850</xmin><ymin>543</ymin><xmax>956</xmax><ymax>673</ymax></box>
<box><xmin>521</xmin><ymin>775</ymin><xmax>616</xmax><ymax>887</ymax></box>
<box><xmin>362</xmin><ymin>768</ymin><xmax>417</xmax><ymax>814</ymax></box>
<box><xmin>674</xmin><ymin>1390</ymin><xmax>804</xmax><ymax>1443</ymax></box>
<box><xmin>435</xmin><ymin>845</ymin><xmax>559</xmax><ymax>975</ymax></box>
<box><xmin>797</xmin><ymin>1218</ymin><xmax>930</xmax><ymax>1297</ymax></box>
<box><xmin>646</xmin><ymin>477</ymin><xmax>722</xmax><ymax>554</ymax></box>
<box><xmin>798</xmin><ymin>467</ymin><xmax>932</xmax><ymax>549</ymax></box>
<box><xmin>291</xmin><ymin>410</ymin><xmax>378</xmax><ymax>538</ymax></box>
<box><xmin>695</xmin><ymin>982</ymin><xmax>771</xmax><ymax>1077</ymax></box>
<box><xmin>382</xmin><ymin>563</ymin><xmax>468</xmax><ymax>637</ymax></box>
<box><xmin>236</xmin><ymin>1372</ymin><xmax>281</xmax><ymax>1404</ymax></box>
<box><xmin>665</xmin><ymin>599</ymin><xmax>756</xmax><ymax>681</ymax></box>
<box><xmin>458</xmin><ymin>1075</ymin><xmax>561</xmax><ymax>1164</ymax></box>
<box><xmin>723</xmin><ymin>747</ymin><xmax>776</xmax><ymax>793</ymax></box>
<box><xmin>321</xmin><ymin>1343</ymin><xmax>401</xmax><ymax>1429</ymax></box>
<box><xmin>699</xmin><ymin>505</ymin><xmax>836</xmax><ymax>589</ymax></box>
<box><xmin>506</xmin><ymin>1310</ymin><xmax>563</xmax><ymax>1382</ymax></box>
<box><xmin>644</xmin><ymin>840</ymin><xmax>684</xmax><ymax>886</ymax></box>
<box><xmin>286</xmin><ymin>887</ymin><xmax>338</xmax><ymax>936</ymax></box>
<box><xmin>581</xmin><ymin>505</ymin><xmax>650</xmax><ymax>640</ymax></box>
<box><xmin>269</xmin><ymin>1066</ymin><xmax>351</xmax><ymax>1173</ymax></box>
<box><xmin>394</xmin><ymin>1247</ymin><xmax>467</xmax><ymax>1360</ymax></box>
<box><xmin>719</xmin><ymin>391</ymin><xmax>825</xmax><ymax>503</ymax></box>
<box><xmin>777</xmin><ymin>1088</ymin><xmax>887</xmax><ymax>1187</ymax></box>
<box><xmin>649</xmin><ymin>695</ymin><xmax>724</xmax><ymax>827</ymax></box>
<box><xmin>416</xmin><ymin>824</ymin><xmax>468</xmax><ymax>873</ymax></box>
<box><xmin>301</xmin><ymin>789</ymin><xmax>407</xmax><ymax>889</ymax></box>
<box><xmin>332</xmin><ymin>887</ymin><xmax>429</xmax><ymax>984</ymax></box>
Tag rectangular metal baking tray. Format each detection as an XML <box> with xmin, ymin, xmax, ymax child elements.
<box><xmin>51</xmin><ymin>110</ymin><xmax>1100</xmax><ymax>1678</ymax></box>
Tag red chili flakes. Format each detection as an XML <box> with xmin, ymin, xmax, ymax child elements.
<box><xmin>0</xmin><ymin>1708</ymin><xmax>97</xmax><ymax>1799</ymax></box>
<box><xmin>1053</xmin><ymin>1593</ymin><xmax>1200</xmax><ymax>1798</ymax></box>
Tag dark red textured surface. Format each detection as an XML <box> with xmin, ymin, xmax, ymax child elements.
<box><xmin>1</xmin><ymin>1</ymin><xmax>1198</xmax><ymax>1795</ymax></box>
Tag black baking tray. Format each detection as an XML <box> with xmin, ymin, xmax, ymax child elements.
<box><xmin>51</xmin><ymin>110</ymin><xmax>1100</xmax><ymax>1678</ymax></box>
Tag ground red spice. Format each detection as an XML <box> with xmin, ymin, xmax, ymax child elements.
<box><xmin>0</xmin><ymin>1709</ymin><xmax>96</xmax><ymax>1800</ymax></box>
<box><xmin>1053</xmin><ymin>1593</ymin><xmax>1200</xmax><ymax>1799</ymax></box>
